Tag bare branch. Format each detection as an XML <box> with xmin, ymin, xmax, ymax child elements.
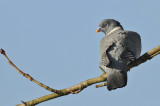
<box><xmin>127</xmin><ymin>45</ymin><xmax>160</xmax><ymax>70</ymax></box>
<box><xmin>1</xmin><ymin>45</ymin><xmax>159</xmax><ymax>106</ymax></box>
<box><xmin>16</xmin><ymin>73</ymin><xmax>107</xmax><ymax>106</ymax></box>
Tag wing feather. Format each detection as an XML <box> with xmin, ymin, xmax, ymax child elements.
<box><xmin>100</xmin><ymin>36</ymin><xmax>115</xmax><ymax>66</ymax></box>
<box><xmin>120</xmin><ymin>31</ymin><xmax>141</xmax><ymax>62</ymax></box>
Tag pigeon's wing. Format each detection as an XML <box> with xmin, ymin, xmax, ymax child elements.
<box><xmin>100</xmin><ymin>36</ymin><xmax>115</xmax><ymax>66</ymax></box>
<box><xmin>119</xmin><ymin>31</ymin><xmax>141</xmax><ymax>63</ymax></box>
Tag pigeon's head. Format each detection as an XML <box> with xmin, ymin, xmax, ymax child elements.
<box><xmin>96</xmin><ymin>19</ymin><xmax>123</xmax><ymax>35</ymax></box>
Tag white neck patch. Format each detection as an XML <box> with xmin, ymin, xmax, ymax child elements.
<box><xmin>107</xmin><ymin>27</ymin><xmax>122</xmax><ymax>35</ymax></box>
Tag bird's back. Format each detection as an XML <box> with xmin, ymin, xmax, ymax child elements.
<box><xmin>100</xmin><ymin>30</ymin><xmax>141</xmax><ymax>90</ymax></box>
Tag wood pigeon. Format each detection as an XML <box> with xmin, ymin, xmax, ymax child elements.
<box><xmin>96</xmin><ymin>19</ymin><xmax>141</xmax><ymax>91</ymax></box>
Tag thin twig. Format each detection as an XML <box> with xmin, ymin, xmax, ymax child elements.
<box><xmin>99</xmin><ymin>66</ymin><xmax>106</xmax><ymax>73</ymax></box>
<box><xmin>95</xmin><ymin>83</ymin><xmax>107</xmax><ymax>88</ymax></box>
<box><xmin>21</xmin><ymin>101</ymin><xmax>26</xmax><ymax>106</ymax></box>
<box><xmin>0</xmin><ymin>49</ymin><xmax>61</xmax><ymax>94</ymax></box>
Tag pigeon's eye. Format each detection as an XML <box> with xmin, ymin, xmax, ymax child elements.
<box><xmin>102</xmin><ymin>23</ymin><xmax>108</xmax><ymax>27</ymax></box>
<box><xmin>101</xmin><ymin>24</ymin><xmax>107</xmax><ymax>28</ymax></box>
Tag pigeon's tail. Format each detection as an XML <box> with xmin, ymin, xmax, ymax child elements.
<box><xmin>106</xmin><ymin>68</ymin><xmax>127</xmax><ymax>91</ymax></box>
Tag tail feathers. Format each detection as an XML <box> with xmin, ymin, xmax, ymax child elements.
<box><xmin>107</xmin><ymin>69</ymin><xmax>127</xmax><ymax>91</ymax></box>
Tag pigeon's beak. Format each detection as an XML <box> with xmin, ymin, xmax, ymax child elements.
<box><xmin>96</xmin><ymin>27</ymin><xmax>101</xmax><ymax>33</ymax></box>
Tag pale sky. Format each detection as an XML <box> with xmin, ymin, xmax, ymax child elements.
<box><xmin>0</xmin><ymin>0</ymin><xmax>160</xmax><ymax>106</ymax></box>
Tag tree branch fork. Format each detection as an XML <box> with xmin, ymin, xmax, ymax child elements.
<box><xmin>0</xmin><ymin>45</ymin><xmax>160</xmax><ymax>106</ymax></box>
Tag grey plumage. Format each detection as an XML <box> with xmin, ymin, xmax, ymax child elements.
<box><xmin>97</xmin><ymin>19</ymin><xmax>141</xmax><ymax>91</ymax></box>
